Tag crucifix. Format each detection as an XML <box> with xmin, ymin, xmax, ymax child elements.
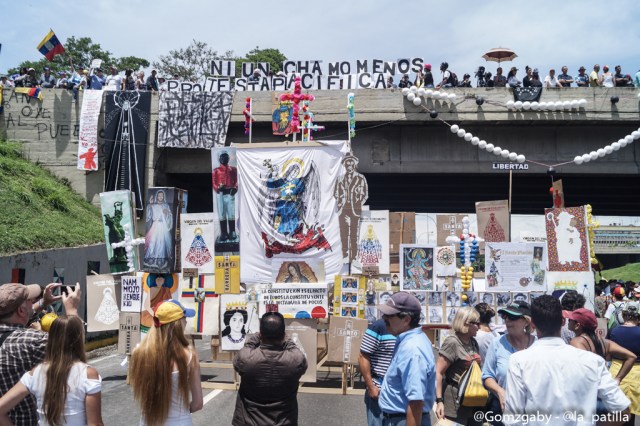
<box><xmin>181</xmin><ymin>275</ymin><xmax>217</xmax><ymax>334</ymax></box>
<box><xmin>279</xmin><ymin>76</ymin><xmax>314</xmax><ymax>143</ymax></box>
<box><xmin>110</xmin><ymin>223</ymin><xmax>144</xmax><ymax>272</ymax></box>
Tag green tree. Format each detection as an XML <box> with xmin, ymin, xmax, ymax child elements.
<box><xmin>152</xmin><ymin>39</ymin><xmax>236</xmax><ymax>81</ymax></box>
<box><xmin>115</xmin><ymin>56</ymin><xmax>150</xmax><ymax>72</ymax></box>
<box><xmin>243</xmin><ymin>47</ymin><xmax>287</xmax><ymax>73</ymax></box>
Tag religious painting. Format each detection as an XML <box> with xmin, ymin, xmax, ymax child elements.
<box><xmin>103</xmin><ymin>91</ymin><xmax>151</xmax><ymax>218</ymax></box>
<box><xmin>220</xmin><ymin>294</ymin><xmax>260</xmax><ymax>351</ymax></box>
<box><xmin>428</xmin><ymin>306</ymin><xmax>444</xmax><ymax>324</ymax></box>
<box><xmin>237</xmin><ymin>142</ymin><xmax>346</xmax><ymax>283</ymax></box>
<box><xmin>285</xmin><ymin>319</ymin><xmax>317</xmax><ymax>382</ymax></box>
<box><xmin>434</xmin><ymin>246</ymin><xmax>457</xmax><ymax>277</ymax></box>
<box><xmin>272</xmin><ymin>98</ymin><xmax>293</xmax><ymax>135</ymax></box>
<box><xmin>142</xmin><ymin>187</ymin><xmax>187</xmax><ymax>273</ymax></box>
<box><xmin>86</xmin><ymin>274</ymin><xmax>120</xmax><ymax>332</ymax></box>
<box><xmin>427</xmin><ymin>291</ymin><xmax>443</xmax><ymax>307</ymax></box>
<box><xmin>140</xmin><ymin>273</ymin><xmax>180</xmax><ymax>332</ymax></box>
<box><xmin>400</xmin><ymin>245</ymin><xmax>434</xmax><ymax>291</ymax></box>
<box><xmin>476</xmin><ymin>200</ymin><xmax>510</xmax><ymax>243</ymax></box>
<box><xmin>179</xmin><ymin>275</ymin><xmax>219</xmax><ymax>335</ymax></box>
<box><xmin>100</xmin><ymin>190</ymin><xmax>139</xmax><ymax>275</ymax></box>
<box><xmin>350</xmin><ymin>210</ymin><xmax>389</xmax><ymax>275</ymax></box>
<box><xmin>545</xmin><ymin>206</ymin><xmax>591</xmax><ymax>272</ymax></box>
<box><xmin>332</xmin><ymin>276</ymin><xmax>365</xmax><ymax>318</ymax></box>
<box><xmin>211</xmin><ymin>148</ymin><xmax>239</xmax><ymax>255</ymax></box>
<box><xmin>327</xmin><ymin>316</ymin><xmax>368</xmax><ymax>364</ymax></box>
<box><xmin>181</xmin><ymin>213</ymin><xmax>216</xmax><ymax>274</ymax></box>
<box><xmin>272</xmin><ymin>259</ymin><xmax>325</xmax><ymax>284</ymax></box>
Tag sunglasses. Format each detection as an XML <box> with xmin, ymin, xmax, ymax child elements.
<box><xmin>501</xmin><ymin>313</ymin><xmax>522</xmax><ymax>321</ymax></box>
<box><xmin>468</xmin><ymin>321</ymin><xmax>480</xmax><ymax>326</ymax></box>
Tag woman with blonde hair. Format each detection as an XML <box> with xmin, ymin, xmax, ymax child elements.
<box><xmin>130</xmin><ymin>299</ymin><xmax>203</xmax><ymax>426</ymax></box>
<box><xmin>435</xmin><ymin>306</ymin><xmax>483</xmax><ymax>425</ymax></box>
<box><xmin>481</xmin><ymin>301</ymin><xmax>535</xmax><ymax>425</ymax></box>
<box><xmin>0</xmin><ymin>315</ymin><xmax>103</xmax><ymax>425</ymax></box>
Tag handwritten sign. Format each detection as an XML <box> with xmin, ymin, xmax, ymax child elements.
<box><xmin>258</xmin><ymin>284</ymin><xmax>328</xmax><ymax>319</ymax></box>
<box><xmin>120</xmin><ymin>275</ymin><xmax>142</xmax><ymax>312</ymax></box>
<box><xmin>77</xmin><ymin>90</ymin><xmax>103</xmax><ymax>170</ymax></box>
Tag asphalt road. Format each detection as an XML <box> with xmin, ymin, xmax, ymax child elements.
<box><xmin>90</xmin><ymin>342</ymin><xmax>368</xmax><ymax>426</ymax></box>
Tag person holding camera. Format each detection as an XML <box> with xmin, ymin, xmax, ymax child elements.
<box><xmin>507</xmin><ymin>67</ymin><xmax>521</xmax><ymax>88</ymax></box>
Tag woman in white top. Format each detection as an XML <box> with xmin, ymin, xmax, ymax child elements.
<box><xmin>130</xmin><ymin>299</ymin><xmax>203</xmax><ymax>426</ymax></box>
<box><xmin>0</xmin><ymin>315</ymin><xmax>103</xmax><ymax>426</ymax></box>
<box><xmin>600</xmin><ymin>65</ymin><xmax>615</xmax><ymax>87</ymax></box>
<box><xmin>473</xmin><ymin>302</ymin><xmax>498</xmax><ymax>361</ymax></box>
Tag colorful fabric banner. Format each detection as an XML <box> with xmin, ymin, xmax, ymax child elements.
<box><xmin>37</xmin><ymin>30</ymin><xmax>65</xmax><ymax>61</ymax></box>
<box><xmin>237</xmin><ymin>141</ymin><xmax>348</xmax><ymax>283</ymax></box>
<box><xmin>77</xmin><ymin>90</ymin><xmax>103</xmax><ymax>171</ymax></box>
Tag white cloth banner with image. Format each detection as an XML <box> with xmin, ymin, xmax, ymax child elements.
<box><xmin>77</xmin><ymin>90</ymin><xmax>103</xmax><ymax>171</ymax></box>
<box><xmin>237</xmin><ymin>141</ymin><xmax>348</xmax><ymax>283</ymax></box>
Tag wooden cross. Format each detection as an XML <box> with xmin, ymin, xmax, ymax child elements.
<box><xmin>111</xmin><ymin>224</ymin><xmax>144</xmax><ymax>272</ymax></box>
<box><xmin>180</xmin><ymin>275</ymin><xmax>217</xmax><ymax>333</ymax></box>
<box><xmin>336</xmin><ymin>319</ymin><xmax>360</xmax><ymax>363</ymax></box>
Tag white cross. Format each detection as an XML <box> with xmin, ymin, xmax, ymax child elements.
<box><xmin>336</xmin><ymin>319</ymin><xmax>360</xmax><ymax>363</ymax></box>
<box><xmin>111</xmin><ymin>224</ymin><xmax>145</xmax><ymax>272</ymax></box>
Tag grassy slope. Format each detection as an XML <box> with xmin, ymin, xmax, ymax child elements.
<box><xmin>0</xmin><ymin>141</ymin><xmax>104</xmax><ymax>256</ymax></box>
<box><xmin>599</xmin><ymin>263</ymin><xmax>640</xmax><ymax>282</ymax></box>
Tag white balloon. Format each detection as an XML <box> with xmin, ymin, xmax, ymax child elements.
<box><xmin>448</xmin><ymin>93</ymin><xmax>457</xmax><ymax>100</ymax></box>
<box><xmin>493</xmin><ymin>146</ymin><xmax>502</xmax><ymax>155</ymax></box>
<box><xmin>539</xmin><ymin>102</ymin><xmax>547</xmax><ymax>109</ymax></box>
<box><xmin>574</xmin><ymin>155</ymin><xmax>584</xmax><ymax>165</ymax></box>
<box><xmin>555</xmin><ymin>101</ymin><xmax>563</xmax><ymax>109</ymax></box>
<box><xmin>413</xmin><ymin>97</ymin><xmax>422</xmax><ymax>106</ymax></box>
<box><xmin>462</xmin><ymin>217</ymin><xmax>470</xmax><ymax>225</ymax></box>
<box><xmin>450</xmin><ymin>124</ymin><xmax>459</xmax><ymax>133</ymax></box>
<box><xmin>625</xmin><ymin>135</ymin><xmax>633</xmax><ymax>143</ymax></box>
<box><xmin>457</xmin><ymin>129</ymin><xmax>466</xmax><ymax>137</ymax></box>
<box><xmin>401</xmin><ymin>88</ymin><xmax>409</xmax><ymax>96</ymax></box>
<box><xmin>471</xmin><ymin>137</ymin><xmax>480</xmax><ymax>145</ymax></box>
<box><xmin>506</xmin><ymin>100</ymin><xmax>515</xmax><ymax>109</ymax></box>
<box><xmin>478</xmin><ymin>140</ymin><xmax>487</xmax><ymax>149</ymax></box>
<box><xmin>425</xmin><ymin>89</ymin><xmax>433</xmax><ymax>98</ymax></box>
<box><xmin>618</xmin><ymin>138</ymin><xmax>626</xmax><ymax>146</ymax></box>
<box><xmin>589</xmin><ymin>151</ymin><xmax>598</xmax><ymax>160</ymax></box>
<box><xmin>563</xmin><ymin>101</ymin><xmax>571</xmax><ymax>110</ymax></box>
<box><xmin>514</xmin><ymin>101</ymin><xmax>523</xmax><ymax>110</ymax></box>
<box><xmin>579</xmin><ymin>99</ymin><xmax>587</xmax><ymax>107</ymax></box>
<box><xmin>531</xmin><ymin>102</ymin><xmax>540</xmax><ymax>111</ymax></box>
<box><xmin>485</xmin><ymin>143</ymin><xmax>495</xmax><ymax>152</ymax></box>
<box><xmin>620</xmin><ymin>139</ymin><xmax>628</xmax><ymax>147</ymax></box>
<box><xmin>582</xmin><ymin>154</ymin><xmax>591</xmax><ymax>163</ymax></box>
<box><xmin>501</xmin><ymin>149</ymin><xmax>510</xmax><ymax>158</ymax></box>
<box><xmin>417</xmin><ymin>88</ymin><xmax>425</xmax><ymax>97</ymax></box>
<box><xmin>604</xmin><ymin>146</ymin><xmax>613</xmax><ymax>154</ymax></box>
<box><xmin>516</xmin><ymin>154</ymin><xmax>525</xmax><ymax>163</ymax></box>
<box><xmin>433</xmin><ymin>91</ymin><xmax>442</xmax><ymax>99</ymax></box>
<box><xmin>597</xmin><ymin>148</ymin><xmax>605</xmax><ymax>157</ymax></box>
<box><xmin>523</xmin><ymin>101</ymin><xmax>531</xmax><ymax>110</ymax></box>
<box><xmin>570</xmin><ymin>100</ymin><xmax>579</xmax><ymax>109</ymax></box>
<box><xmin>410</xmin><ymin>85</ymin><xmax>418</xmax><ymax>93</ymax></box>
<box><xmin>508</xmin><ymin>152</ymin><xmax>518</xmax><ymax>161</ymax></box>
<box><xmin>612</xmin><ymin>142</ymin><xmax>621</xmax><ymax>151</ymax></box>
<box><xmin>464</xmin><ymin>133</ymin><xmax>473</xmax><ymax>141</ymax></box>
<box><xmin>407</xmin><ymin>93</ymin><xmax>415</xmax><ymax>101</ymax></box>
<box><xmin>632</xmin><ymin>131</ymin><xmax>640</xmax><ymax>140</ymax></box>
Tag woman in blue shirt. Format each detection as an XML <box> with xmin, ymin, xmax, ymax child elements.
<box><xmin>481</xmin><ymin>301</ymin><xmax>535</xmax><ymax>424</ymax></box>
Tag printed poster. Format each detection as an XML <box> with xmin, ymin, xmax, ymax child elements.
<box><xmin>237</xmin><ymin>141</ymin><xmax>347</xmax><ymax>283</ymax></box>
<box><xmin>211</xmin><ymin>148</ymin><xmax>239</xmax><ymax>255</ymax></box>
<box><xmin>214</xmin><ymin>255</ymin><xmax>240</xmax><ymax>294</ymax></box>
<box><xmin>272</xmin><ymin>259</ymin><xmax>325</xmax><ymax>284</ymax></box>
<box><xmin>436</xmin><ymin>214</ymin><xmax>467</xmax><ymax>246</ymax></box>
<box><xmin>120</xmin><ymin>275</ymin><xmax>143</xmax><ymax>313</ymax></box>
<box><xmin>435</xmin><ymin>246</ymin><xmax>457</xmax><ymax>277</ymax></box>
<box><xmin>545</xmin><ymin>206</ymin><xmax>591</xmax><ymax>272</ymax></box>
<box><xmin>353</xmin><ymin>210</ymin><xmax>390</xmax><ymax>275</ymax></box>
<box><xmin>258</xmin><ymin>284</ymin><xmax>329</xmax><ymax>319</ymax></box>
<box><xmin>285</xmin><ymin>319</ymin><xmax>317</xmax><ymax>383</ymax></box>
<box><xmin>179</xmin><ymin>275</ymin><xmax>220</xmax><ymax>335</ymax></box>
<box><xmin>333</xmin><ymin>276</ymin><xmax>365</xmax><ymax>318</ymax></box>
<box><xmin>220</xmin><ymin>294</ymin><xmax>260</xmax><ymax>351</ymax></box>
<box><xmin>118</xmin><ymin>313</ymin><xmax>141</xmax><ymax>355</ymax></box>
<box><xmin>181</xmin><ymin>213</ymin><xmax>216</xmax><ymax>274</ymax></box>
<box><xmin>99</xmin><ymin>190</ymin><xmax>139</xmax><ymax>275</ymax></box>
<box><xmin>547</xmin><ymin>271</ymin><xmax>595</xmax><ymax>311</ymax></box>
<box><xmin>77</xmin><ymin>89</ymin><xmax>103</xmax><ymax>171</ymax></box>
<box><xmin>484</xmin><ymin>243</ymin><xmax>547</xmax><ymax>291</ymax></box>
<box><xmin>476</xmin><ymin>200</ymin><xmax>510</xmax><ymax>243</ymax></box>
<box><xmin>86</xmin><ymin>274</ymin><xmax>120</xmax><ymax>332</ymax></box>
<box><xmin>400</xmin><ymin>245</ymin><xmax>435</xmax><ymax>290</ymax></box>
<box><xmin>327</xmin><ymin>316</ymin><xmax>368</xmax><ymax>364</ymax></box>
<box><xmin>143</xmin><ymin>187</ymin><xmax>185</xmax><ymax>273</ymax></box>
<box><xmin>140</xmin><ymin>273</ymin><xmax>180</xmax><ymax>331</ymax></box>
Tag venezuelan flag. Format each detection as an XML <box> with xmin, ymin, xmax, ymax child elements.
<box><xmin>37</xmin><ymin>30</ymin><xmax>65</xmax><ymax>61</ymax></box>
<box><xmin>15</xmin><ymin>87</ymin><xmax>43</xmax><ymax>101</ymax></box>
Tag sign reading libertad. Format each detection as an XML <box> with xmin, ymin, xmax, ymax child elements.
<box><xmin>167</xmin><ymin>58</ymin><xmax>429</xmax><ymax>92</ymax></box>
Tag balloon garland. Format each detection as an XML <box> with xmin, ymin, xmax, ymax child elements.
<box><xmin>573</xmin><ymin>129</ymin><xmax>640</xmax><ymax>165</ymax></box>
<box><xmin>347</xmin><ymin>92</ymin><xmax>356</xmax><ymax>139</ymax></box>
<box><xmin>446</xmin><ymin>216</ymin><xmax>479</xmax><ymax>304</ymax></box>
<box><xmin>243</xmin><ymin>97</ymin><xmax>254</xmax><ymax>136</ymax></box>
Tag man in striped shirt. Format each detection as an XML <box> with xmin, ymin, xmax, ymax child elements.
<box><xmin>359</xmin><ymin>318</ymin><xmax>397</xmax><ymax>426</ymax></box>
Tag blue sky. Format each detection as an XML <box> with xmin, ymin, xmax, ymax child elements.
<box><xmin>2</xmin><ymin>0</ymin><xmax>639</xmax><ymax>80</ymax></box>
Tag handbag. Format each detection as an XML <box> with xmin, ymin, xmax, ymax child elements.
<box><xmin>456</xmin><ymin>359</ymin><xmax>489</xmax><ymax>407</ymax></box>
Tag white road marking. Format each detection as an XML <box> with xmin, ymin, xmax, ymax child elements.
<box><xmin>203</xmin><ymin>389</ymin><xmax>223</xmax><ymax>405</ymax></box>
<box><xmin>90</xmin><ymin>354</ymin><xmax>118</xmax><ymax>364</ymax></box>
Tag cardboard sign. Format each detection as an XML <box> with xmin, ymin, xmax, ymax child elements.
<box><xmin>258</xmin><ymin>284</ymin><xmax>329</xmax><ymax>319</ymax></box>
<box><xmin>120</xmin><ymin>275</ymin><xmax>143</xmax><ymax>313</ymax></box>
<box><xmin>214</xmin><ymin>255</ymin><xmax>240</xmax><ymax>294</ymax></box>
<box><xmin>476</xmin><ymin>200</ymin><xmax>510</xmax><ymax>243</ymax></box>
<box><xmin>436</xmin><ymin>214</ymin><xmax>467</xmax><ymax>246</ymax></box>
<box><xmin>118</xmin><ymin>313</ymin><xmax>141</xmax><ymax>355</ymax></box>
<box><xmin>327</xmin><ymin>316</ymin><xmax>368</xmax><ymax>364</ymax></box>
<box><xmin>179</xmin><ymin>275</ymin><xmax>220</xmax><ymax>335</ymax></box>
<box><xmin>285</xmin><ymin>319</ymin><xmax>317</xmax><ymax>383</ymax></box>
<box><xmin>86</xmin><ymin>274</ymin><xmax>121</xmax><ymax>332</ymax></box>
<box><xmin>219</xmin><ymin>295</ymin><xmax>260</xmax><ymax>351</ymax></box>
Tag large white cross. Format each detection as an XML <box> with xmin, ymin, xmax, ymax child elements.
<box><xmin>111</xmin><ymin>224</ymin><xmax>144</xmax><ymax>272</ymax></box>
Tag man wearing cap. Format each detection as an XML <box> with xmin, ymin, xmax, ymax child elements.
<box><xmin>398</xmin><ymin>74</ymin><xmax>412</xmax><ymax>89</ymax></box>
<box><xmin>248</xmin><ymin>69</ymin><xmax>261</xmax><ymax>83</ymax></box>
<box><xmin>575</xmin><ymin>66</ymin><xmax>589</xmax><ymax>88</ymax></box>
<box><xmin>419</xmin><ymin>64</ymin><xmax>434</xmax><ymax>89</ymax></box>
<box><xmin>557</xmin><ymin>66</ymin><xmax>574</xmax><ymax>88</ymax></box>
<box><xmin>0</xmin><ymin>75</ymin><xmax>13</xmax><ymax>88</ymax></box>
<box><xmin>232</xmin><ymin>311</ymin><xmax>307</xmax><ymax>426</ymax></box>
<box><xmin>0</xmin><ymin>282</ymin><xmax>81</xmax><ymax>425</ymax></box>
<box><xmin>89</xmin><ymin>68</ymin><xmax>106</xmax><ymax>90</ymax></box>
<box><xmin>146</xmin><ymin>69</ymin><xmax>159</xmax><ymax>92</ymax></box>
<box><xmin>105</xmin><ymin>65</ymin><xmax>123</xmax><ymax>91</ymax></box>
<box><xmin>504</xmin><ymin>295</ymin><xmax>630</xmax><ymax>425</ymax></box>
<box><xmin>21</xmin><ymin>68</ymin><xmax>39</xmax><ymax>89</ymax></box>
<box><xmin>378</xmin><ymin>292</ymin><xmax>435</xmax><ymax>426</ymax></box>
<box><xmin>39</xmin><ymin>67</ymin><xmax>56</xmax><ymax>89</ymax></box>
<box><xmin>605</xmin><ymin>286</ymin><xmax>627</xmax><ymax>334</ymax></box>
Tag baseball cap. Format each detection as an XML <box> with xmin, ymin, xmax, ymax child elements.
<box><xmin>533</xmin><ymin>68</ymin><xmax>539</xmax><ymax>73</ymax></box>
<box><xmin>43</xmin><ymin>67</ymin><xmax>50</xmax><ymax>71</ymax></box>
<box><xmin>27</xmin><ymin>68</ymin><xmax>35</xmax><ymax>72</ymax></box>
<box><xmin>563</xmin><ymin>308</ymin><xmax>597</xmax><ymax>330</ymax></box>
<box><xmin>498</xmin><ymin>301</ymin><xmax>531</xmax><ymax>317</ymax></box>
<box><xmin>579</xmin><ymin>66</ymin><xmax>586</xmax><ymax>71</ymax></box>
<box><xmin>633</xmin><ymin>286</ymin><xmax>640</xmax><ymax>293</ymax></box>
<box><xmin>623</xmin><ymin>301</ymin><xmax>639</xmax><ymax>313</ymax></box>
<box><xmin>0</xmin><ymin>283</ymin><xmax>42</xmax><ymax>316</ymax></box>
<box><xmin>153</xmin><ymin>299</ymin><xmax>195</xmax><ymax>326</ymax></box>
<box><xmin>378</xmin><ymin>292</ymin><xmax>421</xmax><ymax>315</ymax></box>
<box><xmin>613</xmin><ymin>286</ymin><xmax>626</xmax><ymax>297</ymax></box>
<box><xmin>424</xmin><ymin>64</ymin><xmax>431</xmax><ymax>70</ymax></box>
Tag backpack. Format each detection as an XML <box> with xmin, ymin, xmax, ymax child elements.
<box><xmin>448</xmin><ymin>71</ymin><xmax>459</xmax><ymax>87</ymax></box>
<box><xmin>607</xmin><ymin>302</ymin><xmax>624</xmax><ymax>335</ymax></box>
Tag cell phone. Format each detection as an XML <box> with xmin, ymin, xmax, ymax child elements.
<box><xmin>53</xmin><ymin>285</ymin><xmax>75</xmax><ymax>297</ymax></box>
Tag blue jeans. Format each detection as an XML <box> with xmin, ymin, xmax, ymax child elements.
<box><xmin>365</xmin><ymin>392</ymin><xmax>383</xmax><ymax>426</ymax></box>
